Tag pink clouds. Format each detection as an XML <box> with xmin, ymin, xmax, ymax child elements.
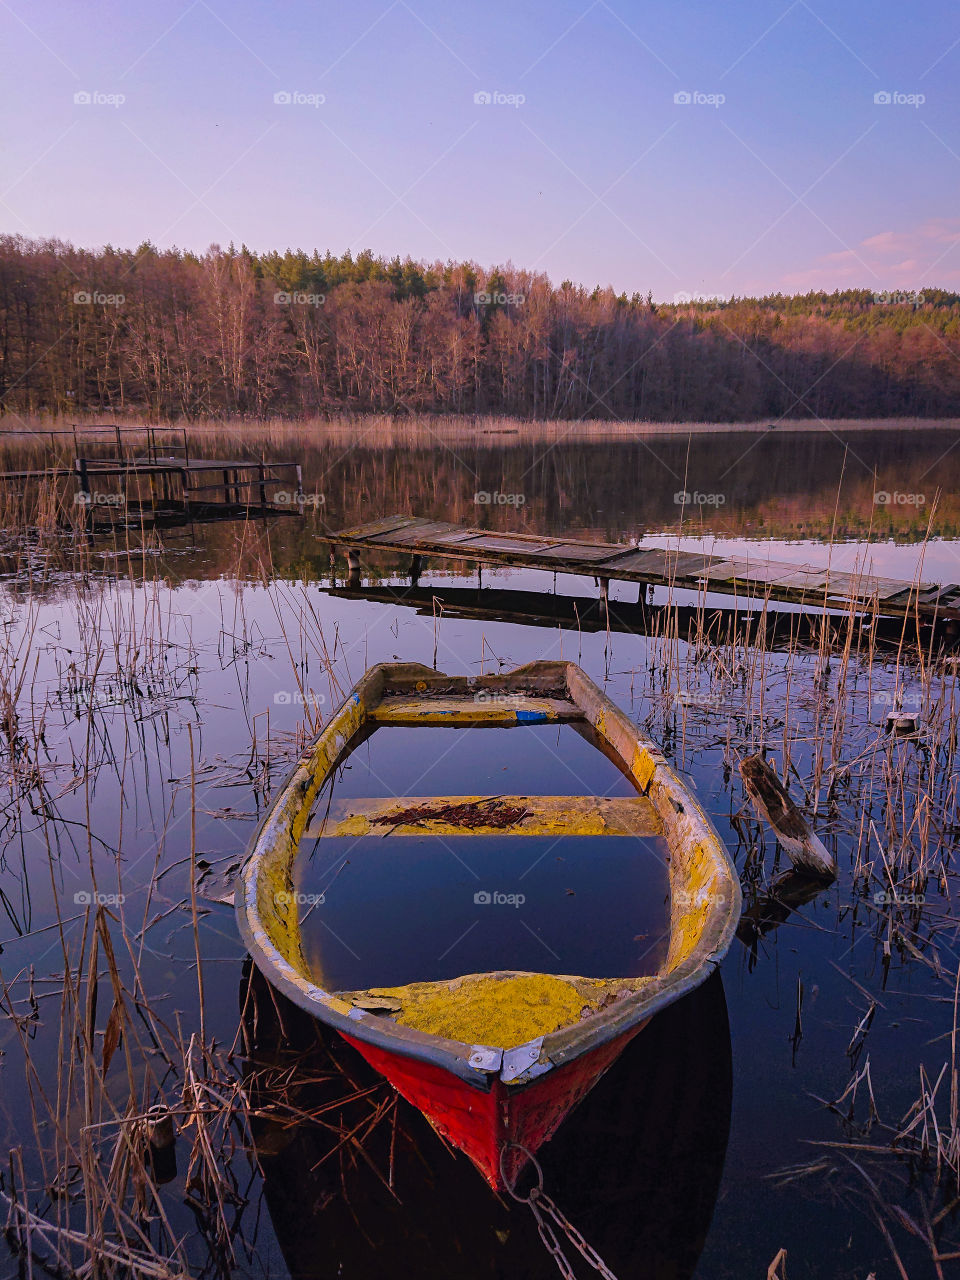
<box><xmin>783</xmin><ymin>219</ymin><xmax>960</xmax><ymax>291</ymax></box>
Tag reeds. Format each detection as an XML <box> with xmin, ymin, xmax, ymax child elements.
<box><xmin>0</xmin><ymin>512</ymin><xmax>363</xmax><ymax>1280</ymax></box>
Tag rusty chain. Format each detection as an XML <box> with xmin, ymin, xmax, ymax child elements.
<box><xmin>499</xmin><ymin>1143</ymin><xmax>619</xmax><ymax>1280</ymax></box>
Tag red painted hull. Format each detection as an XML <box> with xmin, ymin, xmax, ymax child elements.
<box><xmin>342</xmin><ymin>1020</ymin><xmax>647</xmax><ymax>1190</ymax></box>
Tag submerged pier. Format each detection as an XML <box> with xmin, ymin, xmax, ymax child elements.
<box><xmin>329</xmin><ymin>514</ymin><xmax>960</xmax><ymax>623</ymax></box>
<box><xmin>0</xmin><ymin>424</ymin><xmax>304</xmax><ymax>531</ymax></box>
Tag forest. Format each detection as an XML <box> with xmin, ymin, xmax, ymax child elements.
<box><xmin>1</xmin><ymin>234</ymin><xmax>959</xmax><ymax>421</ymax></box>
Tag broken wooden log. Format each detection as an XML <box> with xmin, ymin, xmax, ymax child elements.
<box><xmin>739</xmin><ymin>754</ymin><xmax>837</xmax><ymax>879</ymax></box>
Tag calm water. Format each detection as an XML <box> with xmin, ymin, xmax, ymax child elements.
<box><xmin>297</xmin><ymin>832</ymin><xmax>671</xmax><ymax>990</ymax></box>
<box><xmin>316</xmin><ymin>722</ymin><xmax>639</xmax><ymax>798</ymax></box>
<box><xmin>1</xmin><ymin>422</ymin><xmax>959</xmax><ymax>1279</ymax></box>
<box><xmin>297</xmin><ymin>721</ymin><xmax>670</xmax><ymax>988</ymax></box>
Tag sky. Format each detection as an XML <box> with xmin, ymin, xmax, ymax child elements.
<box><xmin>1</xmin><ymin>0</ymin><xmax>958</xmax><ymax>301</ymax></box>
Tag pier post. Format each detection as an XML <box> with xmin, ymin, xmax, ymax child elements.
<box><xmin>409</xmin><ymin>555</ymin><xmax>422</xmax><ymax>585</ymax></box>
<box><xmin>75</xmin><ymin>458</ymin><xmax>92</xmax><ymax>533</ymax></box>
<box><xmin>347</xmin><ymin>549</ymin><xmax>361</xmax><ymax>588</ymax></box>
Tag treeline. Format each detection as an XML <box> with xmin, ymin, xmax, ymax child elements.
<box><xmin>2</xmin><ymin>235</ymin><xmax>960</xmax><ymax>421</ymax></box>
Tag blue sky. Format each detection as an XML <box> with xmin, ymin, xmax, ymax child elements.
<box><xmin>2</xmin><ymin>0</ymin><xmax>958</xmax><ymax>299</ymax></box>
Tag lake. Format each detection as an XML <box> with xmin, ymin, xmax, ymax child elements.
<box><xmin>0</xmin><ymin>419</ymin><xmax>958</xmax><ymax>1279</ymax></box>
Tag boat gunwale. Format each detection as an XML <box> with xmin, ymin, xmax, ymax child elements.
<box><xmin>236</xmin><ymin>660</ymin><xmax>741</xmax><ymax>1088</ymax></box>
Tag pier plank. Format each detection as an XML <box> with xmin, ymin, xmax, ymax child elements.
<box><xmin>529</xmin><ymin>542</ymin><xmax>626</xmax><ymax>563</ymax></box>
<box><xmin>369</xmin><ymin>521</ymin><xmax>472</xmax><ymax>545</ymax></box>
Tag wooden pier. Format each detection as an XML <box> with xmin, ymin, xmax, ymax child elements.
<box><xmin>329</xmin><ymin>514</ymin><xmax>960</xmax><ymax>622</ymax></box>
<box><xmin>0</xmin><ymin>425</ymin><xmax>305</xmax><ymax>530</ymax></box>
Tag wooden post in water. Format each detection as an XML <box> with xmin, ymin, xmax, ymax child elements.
<box><xmin>740</xmin><ymin>754</ymin><xmax>836</xmax><ymax>879</ymax></box>
<box><xmin>75</xmin><ymin>457</ymin><xmax>92</xmax><ymax>533</ymax></box>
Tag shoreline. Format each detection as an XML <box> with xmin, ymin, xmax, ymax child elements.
<box><xmin>2</xmin><ymin>414</ymin><xmax>960</xmax><ymax>442</ymax></box>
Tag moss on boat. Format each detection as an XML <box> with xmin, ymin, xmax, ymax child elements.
<box><xmin>341</xmin><ymin>971</ymin><xmax>649</xmax><ymax>1048</ymax></box>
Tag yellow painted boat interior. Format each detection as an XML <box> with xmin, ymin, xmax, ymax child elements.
<box><xmin>245</xmin><ymin>663</ymin><xmax>737</xmax><ymax>1053</ymax></box>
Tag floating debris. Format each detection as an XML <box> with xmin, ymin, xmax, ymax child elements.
<box><xmin>371</xmin><ymin>796</ymin><xmax>530</xmax><ymax>830</ymax></box>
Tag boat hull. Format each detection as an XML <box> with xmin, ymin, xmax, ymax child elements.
<box><xmin>344</xmin><ymin>1020</ymin><xmax>647</xmax><ymax>1190</ymax></box>
<box><xmin>238</xmin><ymin>660</ymin><xmax>741</xmax><ymax>1193</ymax></box>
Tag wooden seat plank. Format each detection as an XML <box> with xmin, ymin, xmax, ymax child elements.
<box><xmin>371</xmin><ymin>694</ymin><xmax>578</xmax><ymax>724</ymax></box>
<box><xmin>304</xmin><ymin>794</ymin><xmax>663</xmax><ymax>839</ymax></box>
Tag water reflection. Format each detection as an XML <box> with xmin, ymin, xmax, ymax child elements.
<box><xmin>243</xmin><ymin>965</ymin><xmax>732</xmax><ymax>1280</ymax></box>
<box><xmin>4</xmin><ymin>425</ymin><xmax>960</xmax><ymax>591</ymax></box>
<box><xmin>323</xmin><ymin>579</ymin><xmax>955</xmax><ymax>650</ymax></box>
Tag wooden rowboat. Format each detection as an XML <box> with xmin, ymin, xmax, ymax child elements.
<box><xmin>236</xmin><ymin>660</ymin><xmax>740</xmax><ymax>1190</ymax></box>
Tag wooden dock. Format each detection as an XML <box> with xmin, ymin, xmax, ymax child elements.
<box><xmin>0</xmin><ymin>425</ymin><xmax>305</xmax><ymax>530</ymax></box>
<box><xmin>74</xmin><ymin>455</ymin><xmax>305</xmax><ymax>526</ymax></box>
<box><xmin>329</xmin><ymin>515</ymin><xmax>960</xmax><ymax>622</ymax></box>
